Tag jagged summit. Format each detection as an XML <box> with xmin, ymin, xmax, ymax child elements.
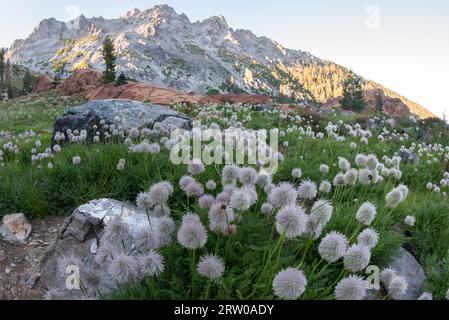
<box><xmin>5</xmin><ymin>4</ymin><xmax>434</xmax><ymax>118</ymax></box>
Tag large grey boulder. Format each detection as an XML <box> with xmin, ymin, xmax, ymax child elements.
<box><xmin>388</xmin><ymin>248</ymin><xmax>426</xmax><ymax>300</ymax></box>
<box><xmin>51</xmin><ymin>99</ymin><xmax>192</xmax><ymax>146</ymax></box>
<box><xmin>40</xmin><ymin>199</ymin><xmax>159</xmax><ymax>300</ymax></box>
<box><xmin>397</xmin><ymin>148</ymin><xmax>419</xmax><ymax>165</ymax></box>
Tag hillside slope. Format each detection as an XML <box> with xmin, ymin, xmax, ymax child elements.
<box><xmin>5</xmin><ymin>4</ymin><xmax>435</xmax><ymax>118</ymax></box>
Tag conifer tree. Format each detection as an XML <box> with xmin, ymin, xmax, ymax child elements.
<box><xmin>102</xmin><ymin>36</ymin><xmax>117</xmax><ymax>84</ymax></box>
<box><xmin>340</xmin><ymin>75</ymin><xmax>367</xmax><ymax>112</ymax></box>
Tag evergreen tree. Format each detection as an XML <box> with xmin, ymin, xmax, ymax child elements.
<box><xmin>115</xmin><ymin>72</ymin><xmax>127</xmax><ymax>86</ymax></box>
<box><xmin>0</xmin><ymin>48</ymin><xmax>6</xmax><ymax>84</ymax></box>
<box><xmin>7</xmin><ymin>82</ymin><xmax>14</xmax><ymax>99</ymax></box>
<box><xmin>340</xmin><ymin>75</ymin><xmax>367</xmax><ymax>112</ymax></box>
<box><xmin>102</xmin><ymin>36</ymin><xmax>117</xmax><ymax>84</ymax></box>
<box><xmin>22</xmin><ymin>70</ymin><xmax>34</xmax><ymax>93</ymax></box>
<box><xmin>375</xmin><ymin>92</ymin><xmax>384</xmax><ymax>114</ymax></box>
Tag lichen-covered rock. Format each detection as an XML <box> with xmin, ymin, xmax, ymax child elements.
<box><xmin>0</xmin><ymin>213</ymin><xmax>32</xmax><ymax>244</ymax></box>
<box><xmin>51</xmin><ymin>99</ymin><xmax>192</xmax><ymax>146</ymax></box>
<box><xmin>40</xmin><ymin>199</ymin><xmax>160</xmax><ymax>300</ymax></box>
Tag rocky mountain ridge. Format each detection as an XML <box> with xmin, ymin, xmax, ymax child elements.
<box><xmin>5</xmin><ymin>4</ymin><xmax>436</xmax><ymax>118</ymax></box>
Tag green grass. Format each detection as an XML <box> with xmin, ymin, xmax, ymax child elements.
<box><xmin>1</xmin><ymin>94</ymin><xmax>449</xmax><ymax>299</ymax></box>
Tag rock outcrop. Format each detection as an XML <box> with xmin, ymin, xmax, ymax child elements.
<box><xmin>32</xmin><ymin>75</ymin><xmax>55</xmax><ymax>94</ymax></box>
<box><xmin>40</xmin><ymin>199</ymin><xmax>160</xmax><ymax>299</ymax></box>
<box><xmin>322</xmin><ymin>89</ymin><xmax>411</xmax><ymax>117</ymax></box>
<box><xmin>60</xmin><ymin>69</ymin><xmax>103</xmax><ymax>96</ymax></box>
<box><xmin>51</xmin><ymin>99</ymin><xmax>192</xmax><ymax>146</ymax></box>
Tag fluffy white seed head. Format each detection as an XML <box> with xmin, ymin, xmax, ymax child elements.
<box><xmin>387</xmin><ymin>276</ymin><xmax>408</xmax><ymax>300</ymax></box>
<box><xmin>298</xmin><ymin>180</ymin><xmax>318</xmax><ymax>200</ymax></box>
<box><xmin>356</xmin><ymin>202</ymin><xmax>377</xmax><ymax>226</ymax></box>
<box><xmin>318</xmin><ymin>231</ymin><xmax>349</xmax><ymax>263</ymax></box>
<box><xmin>268</xmin><ymin>183</ymin><xmax>298</xmax><ymax>208</ymax></box>
<box><xmin>344</xmin><ymin>244</ymin><xmax>371</xmax><ymax>272</ymax></box>
<box><xmin>335</xmin><ymin>276</ymin><xmax>367</xmax><ymax>300</ymax></box>
<box><xmin>272</xmin><ymin>268</ymin><xmax>307</xmax><ymax>300</ymax></box>
<box><xmin>357</xmin><ymin>228</ymin><xmax>379</xmax><ymax>249</ymax></box>
<box><xmin>197</xmin><ymin>254</ymin><xmax>225</xmax><ymax>280</ymax></box>
<box><xmin>380</xmin><ymin>268</ymin><xmax>397</xmax><ymax>287</ymax></box>
<box><xmin>276</xmin><ymin>204</ymin><xmax>309</xmax><ymax>239</ymax></box>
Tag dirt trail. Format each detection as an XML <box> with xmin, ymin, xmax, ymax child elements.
<box><xmin>0</xmin><ymin>216</ymin><xmax>65</xmax><ymax>300</ymax></box>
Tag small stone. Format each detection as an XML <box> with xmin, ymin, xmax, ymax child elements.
<box><xmin>0</xmin><ymin>213</ymin><xmax>32</xmax><ymax>244</ymax></box>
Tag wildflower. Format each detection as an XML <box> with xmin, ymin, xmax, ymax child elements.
<box><xmin>199</xmin><ymin>194</ymin><xmax>216</xmax><ymax>209</ymax></box>
<box><xmin>320</xmin><ymin>164</ymin><xmax>330</xmax><ymax>175</ymax></box>
<box><xmin>197</xmin><ymin>254</ymin><xmax>225</xmax><ymax>280</ymax></box>
<box><xmin>179</xmin><ymin>176</ymin><xmax>196</xmax><ymax>191</ymax></box>
<box><xmin>238</xmin><ymin>167</ymin><xmax>258</xmax><ymax>185</ymax></box>
<box><xmin>335</xmin><ymin>276</ymin><xmax>367</xmax><ymax>300</ymax></box>
<box><xmin>319</xmin><ymin>180</ymin><xmax>332</xmax><ymax>194</ymax></box>
<box><xmin>184</xmin><ymin>181</ymin><xmax>205</xmax><ymax>198</ymax></box>
<box><xmin>310</xmin><ymin>199</ymin><xmax>333</xmax><ymax>227</ymax></box>
<box><xmin>209</xmin><ymin>203</ymin><xmax>235</xmax><ymax>233</ymax></box>
<box><xmin>357</xmin><ymin>228</ymin><xmax>379</xmax><ymax>249</ymax></box>
<box><xmin>222</xmin><ymin>164</ymin><xmax>240</xmax><ymax>185</ymax></box>
<box><xmin>95</xmin><ymin>243</ymin><xmax>121</xmax><ymax>265</ymax></box>
<box><xmin>276</xmin><ymin>204</ymin><xmax>308</xmax><ymax>239</ymax></box>
<box><xmin>229</xmin><ymin>187</ymin><xmax>256</xmax><ymax>211</ymax></box>
<box><xmin>188</xmin><ymin>161</ymin><xmax>206</xmax><ymax>176</ymax></box>
<box><xmin>355</xmin><ymin>154</ymin><xmax>367</xmax><ymax>167</ymax></box>
<box><xmin>404</xmin><ymin>215</ymin><xmax>416</xmax><ymax>227</ymax></box>
<box><xmin>134</xmin><ymin>225</ymin><xmax>161</xmax><ymax>251</ymax></box>
<box><xmin>158</xmin><ymin>216</ymin><xmax>175</xmax><ymax>246</ymax></box>
<box><xmin>356</xmin><ymin>202</ymin><xmax>377</xmax><ymax>226</ymax></box>
<box><xmin>344</xmin><ymin>244</ymin><xmax>371</xmax><ymax>272</ymax></box>
<box><xmin>268</xmin><ymin>182</ymin><xmax>298</xmax><ymax>209</ymax></box>
<box><xmin>292</xmin><ymin>168</ymin><xmax>302</xmax><ymax>179</ymax></box>
<box><xmin>358</xmin><ymin>169</ymin><xmax>374</xmax><ymax>185</ymax></box>
<box><xmin>177</xmin><ymin>213</ymin><xmax>208</xmax><ymax>250</ymax></box>
<box><xmin>380</xmin><ymin>268</ymin><xmax>397</xmax><ymax>287</ymax></box>
<box><xmin>148</xmin><ymin>181</ymin><xmax>173</xmax><ymax>206</ymax></box>
<box><xmin>136</xmin><ymin>192</ymin><xmax>153</xmax><ymax>210</ymax></box>
<box><xmin>387</xmin><ymin>276</ymin><xmax>408</xmax><ymax>300</ymax></box>
<box><xmin>205</xmin><ymin>180</ymin><xmax>217</xmax><ymax>191</ymax></box>
<box><xmin>101</xmin><ymin>216</ymin><xmax>132</xmax><ymax>248</ymax></box>
<box><xmin>108</xmin><ymin>254</ymin><xmax>139</xmax><ymax>284</ymax></box>
<box><xmin>47</xmin><ymin>162</ymin><xmax>54</xmax><ymax>170</ymax></box>
<box><xmin>272</xmin><ymin>268</ymin><xmax>307</xmax><ymax>300</ymax></box>
<box><xmin>260</xmin><ymin>203</ymin><xmax>274</xmax><ymax>215</ymax></box>
<box><xmin>365</xmin><ymin>154</ymin><xmax>379</xmax><ymax>170</ymax></box>
<box><xmin>343</xmin><ymin>169</ymin><xmax>358</xmax><ymax>186</ymax></box>
<box><xmin>333</xmin><ymin>173</ymin><xmax>345</xmax><ymax>187</ymax></box>
<box><xmin>138</xmin><ymin>250</ymin><xmax>165</xmax><ymax>277</ymax></box>
<box><xmin>318</xmin><ymin>231</ymin><xmax>348</xmax><ymax>263</ymax></box>
<box><xmin>298</xmin><ymin>180</ymin><xmax>317</xmax><ymax>200</ymax></box>
<box><xmin>385</xmin><ymin>187</ymin><xmax>405</xmax><ymax>208</ymax></box>
<box><xmin>117</xmin><ymin>159</ymin><xmax>126</xmax><ymax>171</ymax></box>
<box><xmin>338</xmin><ymin>157</ymin><xmax>350</xmax><ymax>171</ymax></box>
<box><xmin>72</xmin><ymin>156</ymin><xmax>81</xmax><ymax>165</ymax></box>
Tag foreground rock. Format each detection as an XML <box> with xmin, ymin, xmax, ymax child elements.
<box><xmin>40</xmin><ymin>199</ymin><xmax>159</xmax><ymax>300</ymax></box>
<box><xmin>388</xmin><ymin>248</ymin><xmax>426</xmax><ymax>300</ymax></box>
<box><xmin>51</xmin><ymin>99</ymin><xmax>192</xmax><ymax>146</ymax></box>
<box><xmin>0</xmin><ymin>213</ymin><xmax>32</xmax><ymax>244</ymax></box>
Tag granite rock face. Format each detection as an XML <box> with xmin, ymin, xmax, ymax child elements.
<box><xmin>51</xmin><ymin>99</ymin><xmax>192</xmax><ymax>146</ymax></box>
<box><xmin>40</xmin><ymin>199</ymin><xmax>160</xmax><ymax>300</ymax></box>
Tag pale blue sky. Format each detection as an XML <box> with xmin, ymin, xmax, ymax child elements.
<box><xmin>0</xmin><ymin>0</ymin><xmax>448</xmax><ymax>116</ymax></box>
